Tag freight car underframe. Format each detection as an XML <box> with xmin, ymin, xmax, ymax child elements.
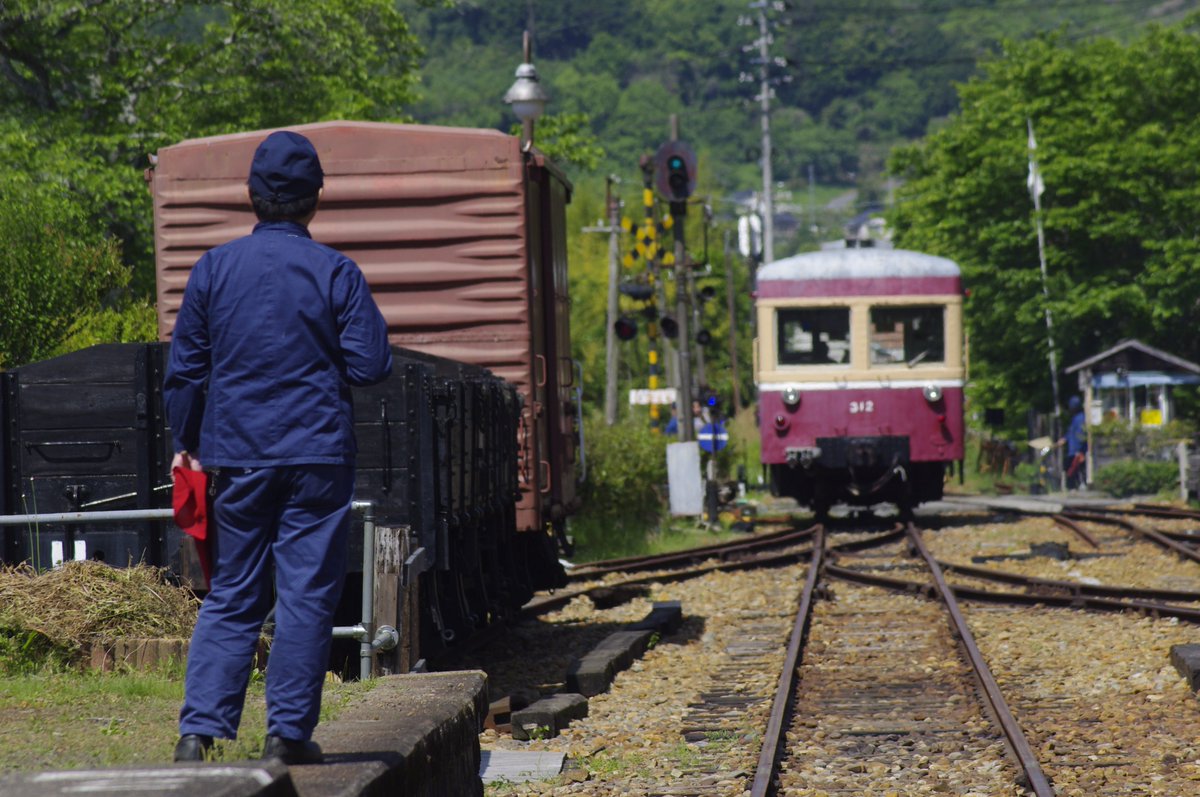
<box><xmin>770</xmin><ymin>435</ymin><xmax>948</xmax><ymax>516</ymax></box>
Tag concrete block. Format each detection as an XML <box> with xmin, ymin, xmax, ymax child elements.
<box><xmin>511</xmin><ymin>693</ymin><xmax>588</xmax><ymax>741</ymax></box>
<box><xmin>293</xmin><ymin>670</ymin><xmax>488</xmax><ymax>797</ymax></box>
<box><xmin>628</xmin><ymin>600</ymin><xmax>683</xmax><ymax>635</ymax></box>
<box><xmin>0</xmin><ymin>760</ymin><xmax>296</xmax><ymax>797</ymax></box>
<box><xmin>1170</xmin><ymin>643</ymin><xmax>1200</xmax><ymax>690</ymax></box>
<box><xmin>566</xmin><ymin>630</ymin><xmax>653</xmax><ymax>697</ymax></box>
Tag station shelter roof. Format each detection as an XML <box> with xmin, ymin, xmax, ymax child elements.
<box><xmin>1065</xmin><ymin>339</ymin><xmax>1200</xmax><ymax>387</ymax></box>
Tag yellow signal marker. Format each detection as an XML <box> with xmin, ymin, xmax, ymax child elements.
<box><xmin>648</xmin><ymin>350</ymin><xmax>658</xmax><ymax>365</ymax></box>
<box><xmin>643</xmin><ymin>188</ymin><xmax>654</xmax><ymax>206</ymax></box>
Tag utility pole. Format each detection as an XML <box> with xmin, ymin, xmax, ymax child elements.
<box><xmin>582</xmin><ymin>176</ymin><xmax>625</xmax><ymax>426</ymax></box>
<box><xmin>724</xmin><ymin>230</ymin><xmax>742</xmax><ymax>415</ymax></box>
<box><xmin>755</xmin><ymin>1</ymin><xmax>775</xmax><ymax>264</ymax></box>
<box><xmin>689</xmin><ymin>210</ymin><xmax>707</xmax><ymax>392</ymax></box>
<box><xmin>669</xmin><ymin>115</ymin><xmax>695</xmax><ymax>443</ymax></box>
<box><xmin>603</xmin><ymin>176</ymin><xmax>621</xmax><ymax>426</ymax></box>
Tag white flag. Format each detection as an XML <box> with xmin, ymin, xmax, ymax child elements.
<box><xmin>1027</xmin><ymin>118</ymin><xmax>1045</xmax><ymax>201</ymax></box>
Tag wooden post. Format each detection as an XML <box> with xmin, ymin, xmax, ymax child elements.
<box><xmin>372</xmin><ymin>525</ymin><xmax>419</xmax><ymax>675</ymax></box>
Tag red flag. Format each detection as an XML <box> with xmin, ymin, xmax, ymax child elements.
<box><xmin>172</xmin><ymin>467</ymin><xmax>211</xmax><ymax>586</ymax></box>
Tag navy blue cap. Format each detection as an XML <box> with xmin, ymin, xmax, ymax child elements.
<box><xmin>248</xmin><ymin>131</ymin><xmax>324</xmax><ymax>203</ymax></box>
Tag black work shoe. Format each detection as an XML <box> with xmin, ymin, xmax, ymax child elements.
<box><xmin>173</xmin><ymin>734</ymin><xmax>214</xmax><ymax>762</ymax></box>
<box><xmin>262</xmin><ymin>734</ymin><xmax>324</xmax><ymax>765</ymax></box>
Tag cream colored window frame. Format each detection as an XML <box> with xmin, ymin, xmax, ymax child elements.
<box><xmin>757</xmin><ymin>295</ymin><xmax>963</xmax><ymax>384</ymax></box>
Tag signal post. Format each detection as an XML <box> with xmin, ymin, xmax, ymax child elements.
<box><xmin>656</xmin><ymin>117</ymin><xmax>698</xmax><ymax>442</ymax></box>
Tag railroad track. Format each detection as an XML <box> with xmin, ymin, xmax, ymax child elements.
<box><xmin>468</xmin><ymin>503</ymin><xmax>1200</xmax><ymax>794</ymax></box>
<box><xmin>751</xmin><ymin>524</ymin><xmax>1053</xmax><ymax>796</ymax></box>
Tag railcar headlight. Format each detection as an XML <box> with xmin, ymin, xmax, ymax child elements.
<box><xmin>781</xmin><ymin>387</ymin><xmax>801</xmax><ymax>408</ymax></box>
<box><xmin>923</xmin><ymin>384</ymin><xmax>943</xmax><ymax>403</ymax></box>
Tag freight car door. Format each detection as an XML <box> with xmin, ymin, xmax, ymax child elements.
<box><xmin>540</xmin><ymin>172</ymin><xmax>578</xmax><ymax>516</ymax></box>
<box><xmin>523</xmin><ymin>175</ymin><xmax>551</xmax><ymax>534</ymax></box>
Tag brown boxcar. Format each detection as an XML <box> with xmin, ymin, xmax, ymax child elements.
<box><xmin>149</xmin><ymin>121</ymin><xmax>579</xmax><ymax>575</ymax></box>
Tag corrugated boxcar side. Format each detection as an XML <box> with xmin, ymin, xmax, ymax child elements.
<box><xmin>151</xmin><ymin>121</ymin><xmax>565</xmax><ymax>535</ymax></box>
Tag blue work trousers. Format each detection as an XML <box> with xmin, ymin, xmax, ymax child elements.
<box><xmin>179</xmin><ymin>465</ymin><xmax>354</xmax><ymax>741</ymax></box>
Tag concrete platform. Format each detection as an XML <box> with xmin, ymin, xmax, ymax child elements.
<box><xmin>0</xmin><ymin>671</ymin><xmax>488</xmax><ymax>797</ymax></box>
<box><xmin>291</xmin><ymin>671</ymin><xmax>488</xmax><ymax>797</ymax></box>
<box><xmin>925</xmin><ymin>491</ymin><xmax>1133</xmax><ymax>516</ymax></box>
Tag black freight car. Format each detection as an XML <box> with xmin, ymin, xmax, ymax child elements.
<box><xmin>0</xmin><ymin>342</ymin><xmax>525</xmax><ymax>669</ymax></box>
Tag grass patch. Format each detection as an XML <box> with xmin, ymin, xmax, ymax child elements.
<box><xmin>0</xmin><ymin>667</ymin><xmax>374</xmax><ymax>773</ymax></box>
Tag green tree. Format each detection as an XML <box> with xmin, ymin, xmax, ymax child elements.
<box><xmin>1</xmin><ymin>0</ymin><xmax>424</xmax><ymax>285</ymax></box>
<box><xmin>889</xmin><ymin>22</ymin><xmax>1200</xmax><ymax>426</ymax></box>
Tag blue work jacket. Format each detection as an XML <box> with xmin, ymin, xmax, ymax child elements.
<box><xmin>164</xmin><ymin>220</ymin><xmax>393</xmax><ymax>467</ymax></box>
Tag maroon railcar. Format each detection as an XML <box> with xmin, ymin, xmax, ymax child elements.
<box><xmin>755</xmin><ymin>248</ymin><xmax>965</xmax><ymax>515</ymax></box>
<box><xmin>149</xmin><ymin>121</ymin><xmax>579</xmax><ymax>584</ymax></box>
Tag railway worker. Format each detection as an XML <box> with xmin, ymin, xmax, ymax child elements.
<box><xmin>1063</xmin><ymin>395</ymin><xmax>1088</xmax><ymax>489</ymax></box>
<box><xmin>164</xmin><ymin>130</ymin><xmax>393</xmax><ymax>765</ymax></box>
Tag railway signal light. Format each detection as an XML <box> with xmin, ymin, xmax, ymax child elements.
<box><xmin>654</xmin><ymin>141</ymin><xmax>697</xmax><ymax>205</ymax></box>
<box><xmin>696</xmin><ymin>329</ymin><xmax>712</xmax><ymax>346</ymax></box>
<box><xmin>660</xmin><ymin>316</ymin><xmax>679</xmax><ymax>339</ymax></box>
<box><xmin>614</xmin><ymin>316</ymin><xmax>637</xmax><ymax>341</ymax></box>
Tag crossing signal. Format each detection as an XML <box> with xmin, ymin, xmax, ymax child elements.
<box><xmin>659</xmin><ymin>316</ymin><xmax>679</xmax><ymax>339</ymax></box>
<box><xmin>696</xmin><ymin>329</ymin><xmax>712</xmax><ymax>346</ymax></box>
<box><xmin>614</xmin><ymin>316</ymin><xmax>638</xmax><ymax>341</ymax></box>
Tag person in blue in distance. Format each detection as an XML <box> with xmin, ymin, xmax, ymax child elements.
<box><xmin>1063</xmin><ymin>395</ymin><xmax>1088</xmax><ymax>489</ymax></box>
<box><xmin>164</xmin><ymin>131</ymin><xmax>393</xmax><ymax>765</ymax></box>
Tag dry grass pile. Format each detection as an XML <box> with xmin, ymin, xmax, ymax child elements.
<box><xmin>0</xmin><ymin>561</ymin><xmax>199</xmax><ymax>653</ymax></box>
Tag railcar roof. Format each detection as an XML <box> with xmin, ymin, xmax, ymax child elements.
<box><xmin>757</xmin><ymin>248</ymin><xmax>960</xmax><ymax>282</ymax></box>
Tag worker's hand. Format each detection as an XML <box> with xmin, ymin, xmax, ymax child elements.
<box><xmin>173</xmin><ymin>451</ymin><xmax>203</xmax><ymax>472</ymax></box>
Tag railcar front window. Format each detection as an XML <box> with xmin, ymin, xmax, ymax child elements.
<box><xmin>776</xmin><ymin>308</ymin><xmax>850</xmax><ymax>366</ymax></box>
<box><xmin>869</xmin><ymin>305</ymin><xmax>945</xmax><ymax>366</ymax></box>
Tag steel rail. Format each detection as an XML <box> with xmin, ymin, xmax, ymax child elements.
<box><xmin>1050</xmin><ymin>513</ymin><xmax>1101</xmax><ymax>548</ymax></box>
<box><xmin>826</xmin><ymin>564</ymin><xmax>1200</xmax><ymax>622</ymax></box>
<box><xmin>937</xmin><ymin>559</ymin><xmax>1200</xmax><ymax>603</ymax></box>
<box><xmin>749</xmin><ymin>526</ymin><xmax>824</xmax><ymax>797</ymax></box>
<box><xmin>1064</xmin><ymin>510</ymin><xmax>1200</xmax><ymax>567</ymax></box>
<box><xmin>566</xmin><ymin>523</ymin><xmax>816</xmax><ymax>579</ymax></box>
<box><xmin>904</xmin><ymin>523</ymin><xmax>1055</xmax><ymax>797</ymax></box>
<box><xmin>1132</xmin><ymin>503</ymin><xmax>1200</xmax><ymax>520</ymax></box>
<box><xmin>529</xmin><ymin>527</ymin><xmax>903</xmax><ymax>617</ymax></box>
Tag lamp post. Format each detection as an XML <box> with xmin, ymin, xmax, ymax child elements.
<box><xmin>504</xmin><ymin>31</ymin><xmax>548</xmax><ymax>149</ymax></box>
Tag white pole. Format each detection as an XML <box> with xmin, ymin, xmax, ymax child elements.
<box><xmin>1028</xmin><ymin>118</ymin><xmax>1065</xmax><ymax>491</ymax></box>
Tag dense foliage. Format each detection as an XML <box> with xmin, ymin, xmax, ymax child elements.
<box><xmin>406</xmin><ymin>0</ymin><xmax>1187</xmax><ymax>228</ymax></box>
<box><xmin>890</xmin><ymin>22</ymin><xmax>1200</xmax><ymax>429</ymax></box>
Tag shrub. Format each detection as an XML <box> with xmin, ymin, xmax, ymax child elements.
<box><xmin>0</xmin><ymin>175</ymin><xmax>138</xmax><ymax>367</ymax></box>
<box><xmin>1093</xmin><ymin>459</ymin><xmax>1179</xmax><ymax>498</ymax></box>
<box><xmin>570</xmin><ymin>416</ymin><xmax>669</xmax><ymax>559</ymax></box>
